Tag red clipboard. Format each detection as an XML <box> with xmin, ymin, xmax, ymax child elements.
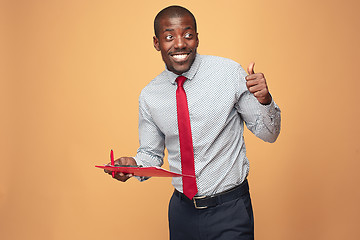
<box><xmin>95</xmin><ymin>165</ymin><xmax>194</xmax><ymax>178</ymax></box>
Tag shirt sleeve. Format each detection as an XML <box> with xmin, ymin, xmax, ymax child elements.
<box><xmin>235</xmin><ymin>65</ymin><xmax>281</xmax><ymax>143</ymax></box>
<box><xmin>133</xmin><ymin>93</ymin><xmax>165</xmax><ymax>168</ymax></box>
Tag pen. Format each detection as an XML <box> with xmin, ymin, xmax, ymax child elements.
<box><xmin>111</xmin><ymin>149</ymin><xmax>115</xmax><ymax>178</ymax></box>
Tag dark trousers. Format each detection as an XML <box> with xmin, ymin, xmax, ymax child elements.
<box><xmin>168</xmin><ymin>182</ymin><xmax>254</xmax><ymax>240</ymax></box>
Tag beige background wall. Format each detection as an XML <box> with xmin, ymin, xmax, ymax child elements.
<box><xmin>1</xmin><ymin>0</ymin><xmax>360</xmax><ymax>239</ymax></box>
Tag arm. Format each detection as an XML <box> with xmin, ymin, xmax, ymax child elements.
<box><xmin>133</xmin><ymin>93</ymin><xmax>165</xmax><ymax>169</ymax></box>
<box><xmin>236</xmin><ymin>63</ymin><xmax>281</xmax><ymax>143</ymax></box>
<box><xmin>104</xmin><ymin>93</ymin><xmax>165</xmax><ymax>182</ymax></box>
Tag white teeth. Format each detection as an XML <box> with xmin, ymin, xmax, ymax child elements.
<box><xmin>172</xmin><ymin>54</ymin><xmax>188</xmax><ymax>60</ymax></box>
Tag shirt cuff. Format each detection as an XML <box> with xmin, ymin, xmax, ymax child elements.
<box><xmin>257</xmin><ymin>98</ymin><xmax>278</xmax><ymax>119</ymax></box>
<box><xmin>133</xmin><ymin>154</ymin><xmax>152</xmax><ymax>182</ymax></box>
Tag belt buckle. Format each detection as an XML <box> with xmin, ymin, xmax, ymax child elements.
<box><xmin>193</xmin><ymin>195</ymin><xmax>207</xmax><ymax>209</ymax></box>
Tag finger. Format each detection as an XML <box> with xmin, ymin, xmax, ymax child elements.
<box><xmin>104</xmin><ymin>163</ymin><xmax>111</xmax><ymax>173</ymax></box>
<box><xmin>115</xmin><ymin>158</ymin><xmax>131</xmax><ymax>165</ymax></box>
<box><xmin>114</xmin><ymin>174</ymin><xmax>131</xmax><ymax>182</ymax></box>
<box><xmin>246</xmin><ymin>79</ymin><xmax>258</xmax><ymax>88</ymax></box>
<box><xmin>247</xmin><ymin>62</ymin><xmax>255</xmax><ymax>75</ymax></box>
<box><xmin>248</xmin><ymin>81</ymin><xmax>268</xmax><ymax>93</ymax></box>
<box><xmin>253</xmin><ymin>88</ymin><xmax>269</xmax><ymax>98</ymax></box>
<box><xmin>245</xmin><ymin>74</ymin><xmax>259</xmax><ymax>81</ymax></box>
<box><xmin>247</xmin><ymin>77</ymin><xmax>266</xmax><ymax>87</ymax></box>
<box><xmin>104</xmin><ymin>166</ymin><xmax>112</xmax><ymax>174</ymax></box>
<box><xmin>248</xmin><ymin>84</ymin><xmax>263</xmax><ymax>94</ymax></box>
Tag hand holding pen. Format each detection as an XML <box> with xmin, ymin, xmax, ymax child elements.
<box><xmin>105</xmin><ymin>150</ymin><xmax>137</xmax><ymax>182</ymax></box>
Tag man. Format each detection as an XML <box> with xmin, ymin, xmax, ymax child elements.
<box><xmin>105</xmin><ymin>5</ymin><xmax>281</xmax><ymax>240</ymax></box>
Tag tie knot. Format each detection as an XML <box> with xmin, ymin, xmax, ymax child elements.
<box><xmin>176</xmin><ymin>76</ymin><xmax>187</xmax><ymax>87</ymax></box>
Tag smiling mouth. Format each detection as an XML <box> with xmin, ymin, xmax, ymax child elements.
<box><xmin>170</xmin><ymin>53</ymin><xmax>190</xmax><ymax>62</ymax></box>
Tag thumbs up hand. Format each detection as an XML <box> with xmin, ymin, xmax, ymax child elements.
<box><xmin>245</xmin><ymin>62</ymin><xmax>272</xmax><ymax>105</ymax></box>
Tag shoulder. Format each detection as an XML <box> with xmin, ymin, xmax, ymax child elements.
<box><xmin>197</xmin><ymin>54</ymin><xmax>248</xmax><ymax>97</ymax></box>
<box><xmin>139</xmin><ymin>70</ymin><xmax>169</xmax><ymax>101</ymax></box>
<box><xmin>196</xmin><ymin>54</ymin><xmax>244</xmax><ymax>80</ymax></box>
<box><xmin>199</xmin><ymin>54</ymin><xmax>241</xmax><ymax>69</ymax></box>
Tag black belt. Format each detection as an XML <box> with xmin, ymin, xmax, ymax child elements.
<box><xmin>174</xmin><ymin>179</ymin><xmax>249</xmax><ymax>209</ymax></box>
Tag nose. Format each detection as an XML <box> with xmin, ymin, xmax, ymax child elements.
<box><xmin>174</xmin><ymin>36</ymin><xmax>186</xmax><ymax>49</ymax></box>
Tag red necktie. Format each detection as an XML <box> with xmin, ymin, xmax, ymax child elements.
<box><xmin>176</xmin><ymin>76</ymin><xmax>198</xmax><ymax>199</ymax></box>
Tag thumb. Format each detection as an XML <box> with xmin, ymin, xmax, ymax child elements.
<box><xmin>247</xmin><ymin>62</ymin><xmax>255</xmax><ymax>75</ymax></box>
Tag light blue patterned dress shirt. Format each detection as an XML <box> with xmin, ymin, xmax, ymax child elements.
<box><xmin>134</xmin><ymin>54</ymin><xmax>281</xmax><ymax>196</ymax></box>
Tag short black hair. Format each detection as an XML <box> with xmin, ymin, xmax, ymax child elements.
<box><xmin>154</xmin><ymin>5</ymin><xmax>197</xmax><ymax>38</ymax></box>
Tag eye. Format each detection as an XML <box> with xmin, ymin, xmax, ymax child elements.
<box><xmin>165</xmin><ymin>35</ymin><xmax>173</xmax><ymax>41</ymax></box>
<box><xmin>184</xmin><ymin>33</ymin><xmax>193</xmax><ymax>39</ymax></box>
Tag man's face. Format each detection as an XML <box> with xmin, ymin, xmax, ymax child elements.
<box><xmin>153</xmin><ymin>15</ymin><xmax>199</xmax><ymax>75</ymax></box>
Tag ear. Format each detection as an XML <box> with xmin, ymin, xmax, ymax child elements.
<box><xmin>196</xmin><ymin>33</ymin><xmax>199</xmax><ymax>47</ymax></box>
<box><xmin>153</xmin><ymin>36</ymin><xmax>160</xmax><ymax>51</ymax></box>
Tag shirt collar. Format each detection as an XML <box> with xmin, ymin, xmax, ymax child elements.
<box><xmin>165</xmin><ymin>53</ymin><xmax>202</xmax><ymax>84</ymax></box>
